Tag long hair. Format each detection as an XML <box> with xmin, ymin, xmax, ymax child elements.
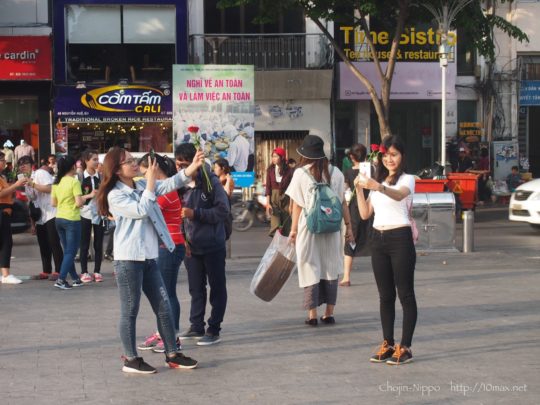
<box><xmin>81</xmin><ymin>149</ymin><xmax>98</xmax><ymax>171</ymax></box>
<box><xmin>269</xmin><ymin>154</ymin><xmax>288</xmax><ymax>176</ymax></box>
<box><xmin>54</xmin><ymin>155</ymin><xmax>76</xmax><ymax>184</ymax></box>
<box><xmin>375</xmin><ymin>136</ymin><xmax>406</xmax><ymax>186</ymax></box>
<box><xmin>298</xmin><ymin>156</ymin><xmax>331</xmax><ymax>184</ymax></box>
<box><xmin>96</xmin><ymin>147</ymin><xmax>126</xmax><ymax>216</ymax></box>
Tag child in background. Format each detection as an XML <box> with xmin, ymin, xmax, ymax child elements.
<box><xmin>506</xmin><ymin>166</ymin><xmax>523</xmax><ymax>192</ymax></box>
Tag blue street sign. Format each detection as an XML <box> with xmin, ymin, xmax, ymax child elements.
<box><xmin>519</xmin><ymin>80</ymin><xmax>540</xmax><ymax>106</ymax></box>
<box><xmin>231</xmin><ymin>171</ymin><xmax>255</xmax><ymax>188</ymax></box>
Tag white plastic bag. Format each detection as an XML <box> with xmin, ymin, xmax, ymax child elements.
<box><xmin>250</xmin><ymin>231</ymin><xmax>297</xmax><ymax>302</ymax></box>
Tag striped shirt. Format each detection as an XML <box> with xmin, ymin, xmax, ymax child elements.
<box><xmin>157</xmin><ymin>191</ymin><xmax>184</xmax><ymax>245</ymax></box>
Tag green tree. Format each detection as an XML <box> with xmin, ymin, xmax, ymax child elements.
<box><xmin>218</xmin><ymin>0</ymin><xmax>528</xmax><ymax>139</ymax></box>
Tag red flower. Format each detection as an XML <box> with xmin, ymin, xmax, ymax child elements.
<box><xmin>370</xmin><ymin>144</ymin><xmax>379</xmax><ymax>152</ymax></box>
<box><xmin>379</xmin><ymin>145</ymin><xmax>387</xmax><ymax>154</ymax></box>
<box><xmin>187</xmin><ymin>125</ymin><xmax>199</xmax><ymax>133</ymax></box>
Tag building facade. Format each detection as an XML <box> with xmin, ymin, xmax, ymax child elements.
<box><xmin>52</xmin><ymin>0</ymin><xmax>188</xmax><ymax>156</ymax></box>
<box><xmin>498</xmin><ymin>0</ymin><xmax>540</xmax><ymax>177</ymax></box>
<box><xmin>334</xmin><ymin>14</ymin><xmax>480</xmax><ymax>174</ymax></box>
<box><xmin>188</xmin><ymin>0</ymin><xmax>334</xmax><ymax>178</ymax></box>
<box><xmin>0</xmin><ymin>0</ymin><xmax>53</xmax><ymax>161</ymax></box>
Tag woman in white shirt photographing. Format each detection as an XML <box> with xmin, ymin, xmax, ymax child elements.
<box><xmin>354</xmin><ymin>135</ymin><xmax>417</xmax><ymax>366</ymax></box>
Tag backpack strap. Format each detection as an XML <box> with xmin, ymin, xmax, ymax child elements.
<box><xmin>302</xmin><ymin>165</ymin><xmax>333</xmax><ymax>185</ymax></box>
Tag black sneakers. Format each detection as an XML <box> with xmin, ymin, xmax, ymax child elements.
<box><xmin>386</xmin><ymin>344</ymin><xmax>413</xmax><ymax>365</ymax></box>
<box><xmin>178</xmin><ymin>328</ymin><xmax>205</xmax><ymax>340</ymax></box>
<box><xmin>72</xmin><ymin>279</ymin><xmax>84</xmax><ymax>287</ymax></box>
<box><xmin>370</xmin><ymin>340</ymin><xmax>395</xmax><ymax>363</ymax></box>
<box><xmin>122</xmin><ymin>357</ymin><xmax>157</xmax><ymax>374</ymax></box>
<box><xmin>197</xmin><ymin>333</ymin><xmax>221</xmax><ymax>346</ymax></box>
<box><xmin>54</xmin><ymin>280</ymin><xmax>72</xmax><ymax>290</ymax></box>
<box><xmin>165</xmin><ymin>352</ymin><xmax>198</xmax><ymax>369</ymax></box>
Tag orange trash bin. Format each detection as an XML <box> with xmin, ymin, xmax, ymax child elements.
<box><xmin>446</xmin><ymin>173</ymin><xmax>479</xmax><ymax>209</ymax></box>
<box><xmin>415</xmin><ymin>179</ymin><xmax>447</xmax><ymax>193</ymax></box>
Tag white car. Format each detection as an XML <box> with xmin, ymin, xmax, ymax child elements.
<box><xmin>509</xmin><ymin>178</ymin><xmax>540</xmax><ymax>231</ymax></box>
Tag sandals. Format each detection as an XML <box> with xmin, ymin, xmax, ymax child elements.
<box><xmin>304</xmin><ymin>318</ymin><xmax>318</xmax><ymax>326</ymax></box>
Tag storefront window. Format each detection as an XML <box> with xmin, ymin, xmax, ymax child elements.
<box><xmin>204</xmin><ymin>0</ymin><xmax>304</xmax><ymax>34</ymax></box>
<box><xmin>334</xmin><ymin>100</ymin><xmax>357</xmax><ymax>166</ymax></box>
<box><xmin>457</xmin><ymin>100</ymin><xmax>477</xmax><ymax>123</ymax></box>
<box><xmin>65</xmin><ymin>4</ymin><xmax>175</xmax><ymax>84</ymax></box>
<box><xmin>60</xmin><ymin>122</ymin><xmax>173</xmax><ymax>156</ymax></box>
<box><xmin>457</xmin><ymin>27</ymin><xmax>475</xmax><ymax>76</ymax></box>
<box><xmin>0</xmin><ymin>97</ymin><xmax>38</xmax><ymax>143</ymax></box>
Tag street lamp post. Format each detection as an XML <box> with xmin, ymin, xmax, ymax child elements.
<box><xmin>440</xmin><ymin>41</ymin><xmax>448</xmax><ymax>175</ymax></box>
<box><xmin>423</xmin><ymin>0</ymin><xmax>473</xmax><ymax>174</ymax></box>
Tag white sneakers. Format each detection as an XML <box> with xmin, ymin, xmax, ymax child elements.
<box><xmin>1</xmin><ymin>274</ymin><xmax>23</xmax><ymax>284</ymax></box>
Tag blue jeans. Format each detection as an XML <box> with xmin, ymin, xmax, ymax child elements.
<box><xmin>158</xmin><ymin>244</ymin><xmax>185</xmax><ymax>334</ymax></box>
<box><xmin>55</xmin><ymin>218</ymin><xmax>81</xmax><ymax>282</ymax></box>
<box><xmin>114</xmin><ymin>259</ymin><xmax>177</xmax><ymax>358</ymax></box>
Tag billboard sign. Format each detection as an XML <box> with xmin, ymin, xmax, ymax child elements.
<box><xmin>0</xmin><ymin>36</ymin><xmax>52</xmax><ymax>80</ymax></box>
<box><xmin>55</xmin><ymin>85</ymin><xmax>172</xmax><ymax>123</ymax></box>
<box><xmin>339</xmin><ymin>61</ymin><xmax>456</xmax><ymax>100</ymax></box>
<box><xmin>173</xmin><ymin>64</ymin><xmax>255</xmax><ymax>172</ymax></box>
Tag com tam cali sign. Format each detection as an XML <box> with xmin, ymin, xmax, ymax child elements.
<box><xmin>55</xmin><ymin>85</ymin><xmax>172</xmax><ymax>123</ymax></box>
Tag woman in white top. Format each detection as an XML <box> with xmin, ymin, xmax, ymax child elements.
<box><xmin>354</xmin><ymin>135</ymin><xmax>417</xmax><ymax>365</ymax></box>
<box><xmin>287</xmin><ymin>135</ymin><xmax>353</xmax><ymax>326</ymax></box>
<box><xmin>20</xmin><ymin>156</ymin><xmax>64</xmax><ymax>280</ymax></box>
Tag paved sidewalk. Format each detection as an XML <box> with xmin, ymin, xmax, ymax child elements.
<box><xmin>1</xmin><ymin>215</ymin><xmax>539</xmax><ymax>404</ymax></box>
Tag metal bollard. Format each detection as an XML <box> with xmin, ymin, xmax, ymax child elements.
<box><xmin>462</xmin><ymin>210</ymin><xmax>474</xmax><ymax>253</ymax></box>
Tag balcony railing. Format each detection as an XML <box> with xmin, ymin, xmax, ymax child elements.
<box><xmin>189</xmin><ymin>34</ymin><xmax>333</xmax><ymax>69</ymax></box>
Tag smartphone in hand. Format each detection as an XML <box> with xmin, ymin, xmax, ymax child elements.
<box><xmin>359</xmin><ymin>162</ymin><xmax>371</xmax><ymax>178</ymax></box>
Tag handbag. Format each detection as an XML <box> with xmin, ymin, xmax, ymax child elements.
<box><xmin>407</xmin><ymin>199</ymin><xmax>419</xmax><ymax>244</ymax></box>
<box><xmin>29</xmin><ymin>201</ymin><xmax>42</xmax><ymax>222</ymax></box>
<box><xmin>250</xmin><ymin>230</ymin><xmax>297</xmax><ymax>302</ymax></box>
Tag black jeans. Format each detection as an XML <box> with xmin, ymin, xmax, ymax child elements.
<box><xmin>184</xmin><ymin>247</ymin><xmax>227</xmax><ymax>335</ymax></box>
<box><xmin>36</xmin><ymin>218</ymin><xmax>64</xmax><ymax>274</ymax></box>
<box><xmin>80</xmin><ymin>217</ymin><xmax>105</xmax><ymax>274</ymax></box>
<box><xmin>0</xmin><ymin>212</ymin><xmax>13</xmax><ymax>268</ymax></box>
<box><xmin>370</xmin><ymin>226</ymin><xmax>417</xmax><ymax>347</ymax></box>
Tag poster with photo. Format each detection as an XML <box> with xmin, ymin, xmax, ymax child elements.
<box><xmin>54</xmin><ymin>119</ymin><xmax>68</xmax><ymax>156</ymax></box>
<box><xmin>172</xmin><ymin>65</ymin><xmax>255</xmax><ymax>172</ymax></box>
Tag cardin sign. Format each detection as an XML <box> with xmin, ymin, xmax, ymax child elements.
<box><xmin>0</xmin><ymin>36</ymin><xmax>52</xmax><ymax>80</ymax></box>
<box><xmin>55</xmin><ymin>85</ymin><xmax>172</xmax><ymax>123</ymax></box>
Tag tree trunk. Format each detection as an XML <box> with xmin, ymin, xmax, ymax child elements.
<box><xmin>309</xmin><ymin>17</ymin><xmax>393</xmax><ymax>140</ymax></box>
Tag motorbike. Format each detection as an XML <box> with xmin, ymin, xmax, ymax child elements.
<box><xmin>416</xmin><ymin>162</ymin><xmax>444</xmax><ymax>179</ymax></box>
<box><xmin>231</xmin><ymin>193</ymin><xmax>270</xmax><ymax>231</ymax></box>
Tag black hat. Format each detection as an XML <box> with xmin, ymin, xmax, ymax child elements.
<box><xmin>297</xmin><ymin>135</ymin><xmax>326</xmax><ymax>160</ymax></box>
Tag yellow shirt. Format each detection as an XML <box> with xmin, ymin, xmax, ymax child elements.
<box><xmin>51</xmin><ymin>176</ymin><xmax>82</xmax><ymax>221</ymax></box>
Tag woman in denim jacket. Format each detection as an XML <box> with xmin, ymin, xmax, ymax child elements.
<box><xmin>96</xmin><ymin>147</ymin><xmax>203</xmax><ymax>374</ymax></box>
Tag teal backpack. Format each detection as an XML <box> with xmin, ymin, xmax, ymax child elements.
<box><xmin>302</xmin><ymin>166</ymin><xmax>343</xmax><ymax>234</ymax></box>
